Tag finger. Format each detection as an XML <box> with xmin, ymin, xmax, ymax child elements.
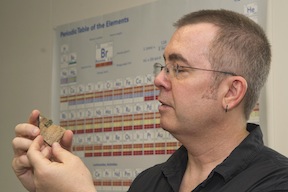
<box><xmin>12</xmin><ymin>154</ymin><xmax>31</xmax><ymax>175</ymax></box>
<box><xmin>28</xmin><ymin>110</ymin><xmax>40</xmax><ymax>126</ymax></box>
<box><xmin>12</xmin><ymin>126</ymin><xmax>52</xmax><ymax>166</ymax></box>
<box><xmin>15</xmin><ymin>123</ymin><xmax>40</xmax><ymax>138</ymax></box>
<box><xmin>60</xmin><ymin>130</ymin><xmax>73</xmax><ymax>151</ymax></box>
<box><xmin>12</xmin><ymin>137</ymin><xmax>33</xmax><ymax>155</ymax></box>
<box><xmin>40</xmin><ymin>145</ymin><xmax>53</xmax><ymax>160</ymax></box>
<box><xmin>51</xmin><ymin>142</ymin><xmax>74</xmax><ymax>163</ymax></box>
<box><xmin>27</xmin><ymin>135</ymin><xmax>51</xmax><ymax>169</ymax></box>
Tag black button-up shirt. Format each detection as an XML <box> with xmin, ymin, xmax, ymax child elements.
<box><xmin>128</xmin><ymin>123</ymin><xmax>288</xmax><ymax>192</ymax></box>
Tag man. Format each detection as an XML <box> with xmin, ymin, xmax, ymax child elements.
<box><xmin>12</xmin><ymin>9</ymin><xmax>288</xmax><ymax>192</ymax></box>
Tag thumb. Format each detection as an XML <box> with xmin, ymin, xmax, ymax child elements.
<box><xmin>27</xmin><ymin>135</ymin><xmax>51</xmax><ymax>168</ymax></box>
<box><xmin>51</xmin><ymin>142</ymin><xmax>73</xmax><ymax>163</ymax></box>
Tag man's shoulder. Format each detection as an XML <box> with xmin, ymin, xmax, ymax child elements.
<box><xmin>252</xmin><ymin>145</ymin><xmax>288</xmax><ymax>182</ymax></box>
<box><xmin>128</xmin><ymin>162</ymin><xmax>169</xmax><ymax>192</ymax></box>
<box><xmin>251</xmin><ymin>147</ymin><xmax>288</xmax><ymax>190</ymax></box>
<box><xmin>134</xmin><ymin>162</ymin><xmax>165</xmax><ymax>179</ymax></box>
<box><xmin>261</xmin><ymin>146</ymin><xmax>288</xmax><ymax>167</ymax></box>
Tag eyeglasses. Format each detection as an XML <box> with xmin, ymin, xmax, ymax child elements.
<box><xmin>153</xmin><ymin>63</ymin><xmax>237</xmax><ymax>79</ymax></box>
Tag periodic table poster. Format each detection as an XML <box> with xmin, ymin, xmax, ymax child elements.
<box><xmin>54</xmin><ymin>0</ymin><xmax>267</xmax><ymax>191</ymax></box>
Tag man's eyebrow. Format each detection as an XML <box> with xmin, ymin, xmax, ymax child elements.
<box><xmin>163</xmin><ymin>53</ymin><xmax>189</xmax><ymax>64</ymax></box>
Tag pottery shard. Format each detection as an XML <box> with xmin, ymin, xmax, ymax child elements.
<box><xmin>38</xmin><ymin>115</ymin><xmax>66</xmax><ymax>146</ymax></box>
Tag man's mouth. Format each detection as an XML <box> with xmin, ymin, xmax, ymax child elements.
<box><xmin>158</xmin><ymin>99</ymin><xmax>171</xmax><ymax>109</ymax></box>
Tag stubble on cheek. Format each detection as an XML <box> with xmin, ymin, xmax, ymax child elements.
<box><xmin>201</xmin><ymin>78</ymin><xmax>220</xmax><ymax>100</ymax></box>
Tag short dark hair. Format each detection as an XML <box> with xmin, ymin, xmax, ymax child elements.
<box><xmin>175</xmin><ymin>9</ymin><xmax>271</xmax><ymax>120</ymax></box>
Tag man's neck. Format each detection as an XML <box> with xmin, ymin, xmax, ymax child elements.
<box><xmin>179</xmin><ymin>122</ymin><xmax>249</xmax><ymax>192</ymax></box>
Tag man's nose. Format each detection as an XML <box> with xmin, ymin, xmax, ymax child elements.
<box><xmin>154</xmin><ymin>69</ymin><xmax>171</xmax><ymax>90</ymax></box>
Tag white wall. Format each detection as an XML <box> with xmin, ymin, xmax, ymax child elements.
<box><xmin>0</xmin><ymin>1</ymin><xmax>52</xmax><ymax>191</ymax></box>
<box><xmin>266</xmin><ymin>0</ymin><xmax>288</xmax><ymax>155</ymax></box>
<box><xmin>0</xmin><ymin>0</ymin><xmax>286</xmax><ymax>191</ymax></box>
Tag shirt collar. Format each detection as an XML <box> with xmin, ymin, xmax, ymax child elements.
<box><xmin>161</xmin><ymin>123</ymin><xmax>264</xmax><ymax>190</ymax></box>
<box><xmin>162</xmin><ymin>145</ymin><xmax>188</xmax><ymax>191</ymax></box>
<box><xmin>214</xmin><ymin>123</ymin><xmax>265</xmax><ymax>182</ymax></box>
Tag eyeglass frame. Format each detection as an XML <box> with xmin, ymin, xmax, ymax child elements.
<box><xmin>153</xmin><ymin>62</ymin><xmax>237</xmax><ymax>79</ymax></box>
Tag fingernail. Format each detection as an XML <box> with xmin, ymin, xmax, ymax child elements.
<box><xmin>32</xmin><ymin>128</ymin><xmax>40</xmax><ymax>135</ymax></box>
<box><xmin>52</xmin><ymin>142</ymin><xmax>61</xmax><ymax>148</ymax></box>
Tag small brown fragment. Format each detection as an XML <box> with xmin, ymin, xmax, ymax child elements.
<box><xmin>38</xmin><ymin>115</ymin><xmax>66</xmax><ymax>146</ymax></box>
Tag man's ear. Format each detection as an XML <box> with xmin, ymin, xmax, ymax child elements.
<box><xmin>222</xmin><ymin>76</ymin><xmax>247</xmax><ymax>112</ymax></box>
